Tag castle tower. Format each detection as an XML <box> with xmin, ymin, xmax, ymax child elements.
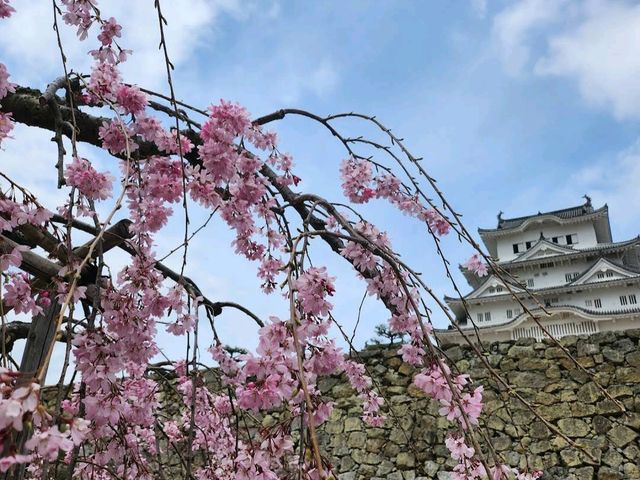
<box><xmin>439</xmin><ymin>198</ymin><xmax>640</xmax><ymax>343</ymax></box>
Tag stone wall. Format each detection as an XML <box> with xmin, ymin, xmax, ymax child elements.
<box><xmin>317</xmin><ymin>330</ymin><xmax>640</xmax><ymax>480</ymax></box>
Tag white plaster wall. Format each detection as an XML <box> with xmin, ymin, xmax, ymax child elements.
<box><xmin>464</xmin><ymin>284</ymin><xmax>640</xmax><ymax>327</ymax></box>
<box><xmin>565</xmin><ymin>285</ymin><xmax>640</xmax><ymax>311</ymax></box>
<box><xmin>507</xmin><ymin>259</ymin><xmax>592</xmax><ymax>289</ymax></box>
<box><xmin>496</xmin><ymin>221</ymin><xmax>598</xmax><ymax>261</ymax></box>
<box><xmin>465</xmin><ymin>299</ymin><xmax>524</xmax><ymax>326</ymax></box>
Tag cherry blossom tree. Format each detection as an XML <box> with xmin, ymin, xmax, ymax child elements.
<box><xmin>0</xmin><ymin>1</ymin><xmax>577</xmax><ymax>479</ymax></box>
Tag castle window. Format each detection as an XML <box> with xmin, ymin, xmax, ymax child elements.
<box><xmin>484</xmin><ymin>312</ymin><xmax>491</xmax><ymax>322</ymax></box>
<box><xmin>565</xmin><ymin>273</ymin><xmax>579</xmax><ymax>282</ymax></box>
<box><xmin>594</xmin><ymin>298</ymin><xmax>602</xmax><ymax>308</ymax></box>
<box><xmin>477</xmin><ymin>313</ymin><xmax>483</xmax><ymax>323</ymax></box>
<box><xmin>527</xmin><ymin>278</ymin><xmax>534</xmax><ymax>288</ymax></box>
<box><xmin>488</xmin><ymin>287</ymin><xmax>495</xmax><ymax>294</ymax></box>
<box><xmin>585</xmin><ymin>299</ymin><xmax>593</xmax><ymax>307</ymax></box>
<box><xmin>565</xmin><ymin>234</ymin><xmax>578</xmax><ymax>245</ymax></box>
<box><xmin>496</xmin><ymin>285</ymin><xmax>504</xmax><ymax>293</ymax></box>
<box><xmin>597</xmin><ymin>272</ymin><xmax>605</xmax><ymax>279</ymax></box>
<box><xmin>620</xmin><ymin>295</ymin><xmax>628</xmax><ymax>306</ymax></box>
<box><xmin>630</xmin><ymin>294</ymin><xmax>637</xmax><ymax>305</ymax></box>
<box><xmin>506</xmin><ymin>309</ymin><xmax>513</xmax><ymax>319</ymax></box>
<box><xmin>606</xmin><ymin>271</ymin><xmax>614</xmax><ymax>278</ymax></box>
<box><xmin>540</xmin><ymin>262</ymin><xmax>554</xmax><ymax>269</ymax></box>
<box><xmin>544</xmin><ymin>298</ymin><xmax>558</xmax><ymax>308</ymax></box>
<box><xmin>525</xmin><ymin>241</ymin><xmax>533</xmax><ymax>250</ymax></box>
<box><xmin>551</xmin><ymin>236</ymin><xmax>559</xmax><ymax>244</ymax></box>
<box><xmin>513</xmin><ymin>244</ymin><xmax>520</xmax><ymax>254</ymax></box>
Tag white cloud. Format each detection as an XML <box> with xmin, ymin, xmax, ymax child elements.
<box><xmin>470</xmin><ymin>0</ymin><xmax>488</xmax><ymax>19</ymax></box>
<box><xmin>567</xmin><ymin>138</ymin><xmax>640</xmax><ymax>235</ymax></box>
<box><xmin>491</xmin><ymin>0</ymin><xmax>640</xmax><ymax>119</ymax></box>
<box><xmin>535</xmin><ymin>1</ymin><xmax>640</xmax><ymax>119</ymax></box>
<box><xmin>492</xmin><ymin>0</ymin><xmax>568</xmax><ymax>75</ymax></box>
<box><xmin>279</xmin><ymin>58</ymin><xmax>339</xmax><ymax>104</ymax></box>
<box><xmin>206</xmin><ymin>48</ymin><xmax>340</xmax><ymax>109</ymax></box>
<box><xmin>0</xmin><ymin>1</ymin><xmax>243</xmax><ymax>90</ymax></box>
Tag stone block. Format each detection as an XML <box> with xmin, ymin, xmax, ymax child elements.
<box><xmin>607</xmin><ymin>424</ymin><xmax>638</xmax><ymax>448</ymax></box>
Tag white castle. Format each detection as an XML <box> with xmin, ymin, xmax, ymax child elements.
<box><xmin>439</xmin><ymin>197</ymin><xmax>640</xmax><ymax>343</ymax></box>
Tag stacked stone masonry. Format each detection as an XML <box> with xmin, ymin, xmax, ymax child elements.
<box><xmin>317</xmin><ymin>330</ymin><xmax>640</xmax><ymax>480</ymax></box>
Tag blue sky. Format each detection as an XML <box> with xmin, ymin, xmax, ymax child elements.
<box><xmin>2</xmin><ymin>0</ymin><xmax>640</xmax><ymax>370</ymax></box>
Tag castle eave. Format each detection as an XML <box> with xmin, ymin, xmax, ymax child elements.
<box><xmin>447</xmin><ymin>275</ymin><xmax>640</xmax><ymax>306</ymax></box>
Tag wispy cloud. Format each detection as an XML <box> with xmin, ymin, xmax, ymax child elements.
<box><xmin>535</xmin><ymin>1</ymin><xmax>640</xmax><ymax>120</ymax></box>
<box><xmin>0</xmin><ymin>1</ymin><xmax>247</xmax><ymax>89</ymax></box>
<box><xmin>492</xmin><ymin>0</ymin><xmax>568</xmax><ymax>75</ymax></box>
<box><xmin>470</xmin><ymin>0</ymin><xmax>488</xmax><ymax>19</ymax></box>
<box><xmin>567</xmin><ymin>138</ymin><xmax>640</xmax><ymax>236</ymax></box>
<box><xmin>491</xmin><ymin>0</ymin><xmax>640</xmax><ymax>120</ymax></box>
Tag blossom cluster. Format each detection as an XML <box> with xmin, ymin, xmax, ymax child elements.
<box><xmin>0</xmin><ymin>60</ymin><xmax>15</xmax><ymax>147</ymax></box>
<box><xmin>340</xmin><ymin>156</ymin><xmax>451</xmax><ymax>235</ymax></box>
<box><xmin>64</xmin><ymin>156</ymin><xmax>114</xmax><ymax>201</ymax></box>
<box><xmin>462</xmin><ymin>253</ymin><xmax>489</xmax><ymax>277</ymax></box>
<box><xmin>0</xmin><ymin>2</ymin><xmax>544</xmax><ymax>479</ymax></box>
<box><xmin>0</xmin><ymin>369</ymin><xmax>88</xmax><ymax>473</ymax></box>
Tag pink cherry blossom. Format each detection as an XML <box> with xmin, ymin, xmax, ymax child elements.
<box><xmin>60</xmin><ymin>0</ymin><xmax>94</xmax><ymax>39</ymax></box>
<box><xmin>398</xmin><ymin>343</ymin><xmax>425</xmax><ymax>366</ymax></box>
<box><xmin>340</xmin><ymin>156</ymin><xmax>375</xmax><ymax>203</ymax></box>
<box><xmin>0</xmin><ymin>455</ymin><xmax>32</xmax><ymax>473</ymax></box>
<box><xmin>65</xmin><ymin>156</ymin><xmax>114</xmax><ymax>201</ymax></box>
<box><xmin>116</xmin><ymin>84</ymin><xmax>147</xmax><ymax>115</ymax></box>
<box><xmin>0</xmin><ymin>244</ymin><xmax>27</xmax><ymax>271</ymax></box>
<box><xmin>462</xmin><ymin>253</ymin><xmax>489</xmax><ymax>277</ymax></box>
<box><xmin>99</xmin><ymin>120</ymin><xmax>136</xmax><ymax>154</ymax></box>
<box><xmin>0</xmin><ymin>112</ymin><xmax>13</xmax><ymax>146</ymax></box>
<box><xmin>97</xmin><ymin>17</ymin><xmax>122</xmax><ymax>46</ymax></box>
<box><xmin>0</xmin><ymin>0</ymin><xmax>14</xmax><ymax>19</ymax></box>
<box><xmin>3</xmin><ymin>272</ymin><xmax>42</xmax><ymax>316</ymax></box>
<box><xmin>0</xmin><ymin>63</ymin><xmax>15</xmax><ymax>99</ymax></box>
<box><xmin>293</xmin><ymin>267</ymin><xmax>335</xmax><ymax>316</ymax></box>
<box><xmin>445</xmin><ymin>435</ymin><xmax>475</xmax><ymax>460</ymax></box>
<box><xmin>87</xmin><ymin>61</ymin><xmax>122</xmax><ymax>102</ymax></box>
<box><xmin>25</xmin><ymin>426</ymin><xmax>74</xmax><ymax>461</ymax></box>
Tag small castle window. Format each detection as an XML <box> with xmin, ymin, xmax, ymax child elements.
<box><xmin>594</xmin><ymin>298</ymin><xmax>602</xmax><ymax>308</ymax></box>
<box><xmin>630</xmin><ymin>294</ymin><xmax>637</xmax><ymax>305</ymax></box>
<box><xmin>565</xmin><ymin>273</ymin><xmax>579</xmax><ymax>282</ymax></box>
<box><xmin>506</xmin><ymin>309</ymin><xmax>513</xmax><ymax>319</ymax></box>
<box><xmin>620</xmin><ymin>295</ymin><xmax>628</xmax><ymax>306</ymax></box>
